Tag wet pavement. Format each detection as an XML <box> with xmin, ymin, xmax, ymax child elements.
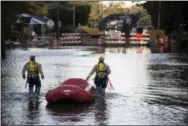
<box><xmin>1</xmin><ymin>46</ymin><xmax>188</xmax><ymax>125</ymax></box>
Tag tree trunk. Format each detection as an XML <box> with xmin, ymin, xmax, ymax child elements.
<box><xmin>1</xmin><ymin>37</ymin><xmax>6</xmax><ymax>60</ymax></box>
<box><xmin>2</xmin><ymin>13</ymin><xmax>6</xmax><ymax>60</ymax></box>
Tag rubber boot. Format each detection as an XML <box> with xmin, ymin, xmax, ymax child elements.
<box><xmin>95</xmin><ymin>86</ymin><xmax>104</xmax><ymax>99</ymax></box>
<box><xmin>29</xmin><ymin>87</ymin><xmax>34</xmax><ymax>99</ymax></box>
<box><xmin>96</xmin><ymin>87</ymin><xmax>101</xmax><ymax>94</ymax></box>
<box><xmin>94</xmin><ymin>86</ymin><xmax>99</xmax><ymax>98</ymax></box>
<box><xmin>101</xmin><ymin>88</ymin><xmax>105</xmax><ymax>97</ymax></box>
<box><xmin>34</xmin><ymin>87</ymin><xmax>41</xmax><ymax>99</ymax></box>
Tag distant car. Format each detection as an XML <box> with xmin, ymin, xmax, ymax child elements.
<box><xmin>75</xmin><ymin>28</ymin><xmax>89</xmax><ymax>36</ymax></box>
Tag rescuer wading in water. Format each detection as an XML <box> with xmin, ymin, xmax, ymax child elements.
<box><xmin>22</xmin><ymin>55</ymin><xmax>44</xmax><ymax>99</ymax></box>
<box><xmin>86</xmin><ymin>56</ymin><xmax>111</xmax><ymax>96</ymax></box>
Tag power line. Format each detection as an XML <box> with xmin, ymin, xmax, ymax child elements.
<box><xmin>34</xmin><ymin>2</ymin><xmax>58</xmax><ymax>9</ymax></box>
<box><xmin>45</xmin><ymin>2</ymin><xmax>57</xmax><ymax>7</ymax></box>
<box><xmin>56</xmin><ymin>1</ymin><xmax>60</xmax><ymax>40</ymax></box>
<box><xmin>47</xmin><ymin>4</ymin><xmax>58</xmax><ymax>8</ymax></box>
<box><xmin>48</xmin><ymin>6</ymin><xmax>58</xmax><ymax>10</ymax></box>
<box><xmin>59</xmin><ymin>4</ymin><xmax>74</xmax><ymax>11</ymax></box>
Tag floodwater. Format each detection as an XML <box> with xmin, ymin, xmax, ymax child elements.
<box><xmin>1</xmin><ymin>46</ymin><xmax>188</xmax><ymax>125</ymax></box>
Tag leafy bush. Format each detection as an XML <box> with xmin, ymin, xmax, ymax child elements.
<box><xmin>10</xmin><ymin>30</ymin><xmax>20</xmax><ymax>41</ymax></box>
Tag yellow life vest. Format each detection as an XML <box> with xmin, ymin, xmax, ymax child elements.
<box><xmin>28</xmin><ymin>61</ymin><xmax>38</xmax><ymax>75</ymax></box>
<box><xmin>96</xmin><ymin>63</ymin><xmax>107</xmax><ymax>78</ymax></box>
<box><xmin>98</xmin><ymin>63</ymin><xmax>105</xmax><ymax>72</ymax></box>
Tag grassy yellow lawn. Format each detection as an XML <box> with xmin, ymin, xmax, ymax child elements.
<box><xmin>80</xmin><ymin>26</ymin><xmax>104</xmax><ymax>35</ymax></box>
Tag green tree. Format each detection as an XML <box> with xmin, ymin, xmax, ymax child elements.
<box><xmin>47</xmin><ymin>1</ymin><xmax>91</xmax><ymax>27</ymax></box>
<box><xmin>1</xmin><ymin>1</ymin><xmax>48</xmax><ymax>59</ymax></box>
<box><xmin>143</xmin><ymin>1</ymin><xmax>188</xmax><ymax>33</ymax></box>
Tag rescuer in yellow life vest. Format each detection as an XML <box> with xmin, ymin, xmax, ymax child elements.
<box><xmin>86</xmin><ymin>56</ymin><xmax>111</xmax><ymax>96</ymax></box>
<box><xmin>22</xmin><ymin>55</ymin><xmax>44</xmax><ymax>99</ymax></box>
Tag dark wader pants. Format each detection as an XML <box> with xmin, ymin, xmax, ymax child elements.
<box><xmin>28</xmin><ymin>76</ymin><xmax>41</xmax><ymax>99</ymax></box>
<box><xmin>94</xmin><ymin>76</ymin><xmax>107</xmax><ymax>96</ymax></box>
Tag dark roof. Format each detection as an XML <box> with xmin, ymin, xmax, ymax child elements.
<box><xmin>98</xmin><ymin>13</ymin><xmax>141</xmax><ymax>31</ymax></box>
<box><xmin>16</xmin><ymin>13</ymin><xmax>50</xmax><ymax>24</ymax></box>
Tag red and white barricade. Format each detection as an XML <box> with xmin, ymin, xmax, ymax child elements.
<box><xmin>129</xmin><ymin>32</ymin><xmax>150</xmax><ymax>45</ymax></box>
<box><xmin>60</xmin><ymin>33</ymin><xmax>82</xmax><ymax>45</ymax></box>
<box><xmin>48</xmin><ymin>39</ymin><xmax>60</xmax><ymax>49</ymax></box>
<box><xmin>104</xmin><ymin>31</ymin><xmax>126</xmax><ymax>45</ymax></box>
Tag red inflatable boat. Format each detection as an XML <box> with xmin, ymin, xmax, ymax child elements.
<box><xmin>46</xmin><ymin>78</ymin><xmax>96</xmax><ymax>103</ymax></box>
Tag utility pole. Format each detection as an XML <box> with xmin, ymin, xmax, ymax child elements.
<box><xmin>73</xmin><ymin>3</ymin><xmax>75</xmax><ymax>30</ymax></box>
<box><xmin>56</xmin><ymin>1</ymin><xmax>60</xmax><ymax>40</ymax></box>
<box><xmin>94</xmin><ymin>0</ymin><xmax>97</xmax><ymax>28</ymax></box>
<box><xmin>157</xmin><ymin>1</ymin><xmax>161</xmax><ymax>30</ymax></box>
<box><xmin>102</xmin><ymin>1</ymin><xmax>104</xmax><ymax>19</ymax></box>
<box><xmin>148</xmin><ymin>16</ymin><xmax>150</xmax><ymax>28</ymax></box>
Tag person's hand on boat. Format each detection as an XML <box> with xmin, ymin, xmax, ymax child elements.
<box><xmin>86</xmin><ymin>76</ymin><xmax>89</xmax><ymax>81</ymax></box>
<box><xmin>22</xmin><ymin>74</ymin><xmax>25</xmax><ymax>80</ymax></box>
<box><xmin>41</xmin><ymin>75</ymin><xmax>44</xmax><ymax>79</ymax></box>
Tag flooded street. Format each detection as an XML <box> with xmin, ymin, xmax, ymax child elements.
<box><xmin>1</xmin><ymin>46</ymin><xmax>188</xmax><ymax>125</ymax></box>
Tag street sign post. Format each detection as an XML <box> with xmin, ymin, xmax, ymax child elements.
<box><xmin>47</xmin><ymin>19</ymin><xmax>55</xmax><ymax>29</ymax></box>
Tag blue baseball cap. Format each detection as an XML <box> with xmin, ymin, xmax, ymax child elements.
<box><xmin>30</xmin><ymin>55</ymin><xmax>35</xmax><ymax>61</ymax></box>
